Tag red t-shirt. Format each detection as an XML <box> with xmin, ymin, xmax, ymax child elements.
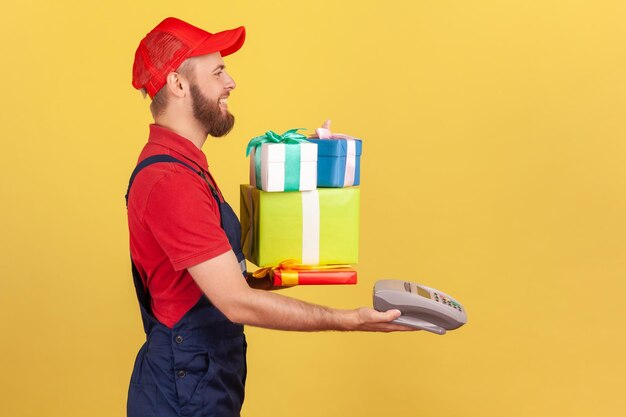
<box><xmin>127</xmin><ymin>124</ymin><xmax>232</xmax><ymax>328</ymax></box>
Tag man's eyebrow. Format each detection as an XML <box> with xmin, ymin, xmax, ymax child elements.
<box><xmin>212</xmin><ymin>64</ymin><xmax>225</xmax><ymax>73</ymax></box>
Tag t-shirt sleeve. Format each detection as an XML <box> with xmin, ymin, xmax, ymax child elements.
<box><xmin>143</xmin><ymin>170</ymin><xmax>232</xmax><ymax>271</ymax></box>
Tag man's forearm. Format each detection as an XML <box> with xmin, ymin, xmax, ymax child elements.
<box><xmin>229</xmin><ymin>288</ymin><xmax>356</xmax><ymax>331</ymax></box>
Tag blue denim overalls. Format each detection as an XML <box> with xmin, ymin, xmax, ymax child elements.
<box><xmin>126</xmin><ymin>155</ymin><xmax>247</xmax><ymax>417</ymax></box>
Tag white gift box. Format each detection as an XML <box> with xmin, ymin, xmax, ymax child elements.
<box><xmin>249</xmin><ymin>142</ymin><xmax>318</xmax><ymax>192</ymax></box>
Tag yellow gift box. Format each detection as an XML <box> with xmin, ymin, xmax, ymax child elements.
<box><xmin>240</xmin><ymin>184</ymin><xmax>360</xmax><ymax>267</ymax></box>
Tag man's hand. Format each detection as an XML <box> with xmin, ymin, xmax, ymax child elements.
<box><xmin>245</xmin><ymin>272</ymin><xmax>282</xmax><ymax>291</ymax></box>
<box><xmin>347</xmin><ymin>308</ymin><xmax>416</xmax><ymax>332</ymax></box>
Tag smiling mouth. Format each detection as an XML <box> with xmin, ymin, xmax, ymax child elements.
<box><xmin>219</xmin><ymin>97</ymin><xmax>228</xmax><ymax>107</ymax></box>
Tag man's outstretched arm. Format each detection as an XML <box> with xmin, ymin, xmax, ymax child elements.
<box><xmin>188</xmin><ymin>250</ymin><xmax>413</xmax><ymax>332</ymax></box>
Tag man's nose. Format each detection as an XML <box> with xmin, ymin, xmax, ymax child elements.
<box><xmin>224</xmin><ymin>72</ymin><xmax>236</xmax><ymax>90</ymax></box>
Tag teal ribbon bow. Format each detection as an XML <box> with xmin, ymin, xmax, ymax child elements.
<box><xmin>247</xmin><ymin>128</ymin><xmax>310</xmax><ymax>191</ymax></box>
<box><xmin>245</xmin><ymin>128</ymin><xmax>308</xmax><ymax>156</ymax></box>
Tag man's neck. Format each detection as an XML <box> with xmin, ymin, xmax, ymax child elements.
<box><xmin>154</xmin><ymin>114</ymin><xmax>208</xmax><ymax>149</ymax></box>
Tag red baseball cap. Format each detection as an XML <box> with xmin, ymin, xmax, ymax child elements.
<box><xmin>132</xmin><ymin>17</ymin><xmax>246</xmax><ymax>98</ymax></box>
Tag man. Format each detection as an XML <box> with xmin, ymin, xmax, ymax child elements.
<box><xmin>126</xmin><ymin>17</ymin><xmax>412</xmax><ymax>417</ymax></box>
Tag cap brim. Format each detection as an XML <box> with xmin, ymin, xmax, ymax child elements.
<box><xmin>191</xmin><ymin>26</ymin><xmax>246</xmax><ymax>58</ymax></box>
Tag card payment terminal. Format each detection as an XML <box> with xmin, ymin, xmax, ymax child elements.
<box><xmin>373</xmin><ymin>279</ymin><xmax>467</xmax><ymax>335</ymax></box>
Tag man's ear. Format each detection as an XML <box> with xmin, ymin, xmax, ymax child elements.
<box><xmin>165</xmin><ymin>72</ymin><xmax>187</xmax><ymax>98</ymax></box>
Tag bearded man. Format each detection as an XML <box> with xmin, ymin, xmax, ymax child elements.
<box><xmin>125</xmin><ymin>17</ymin><xmax>411</xmax><ymax>417</ymax></box>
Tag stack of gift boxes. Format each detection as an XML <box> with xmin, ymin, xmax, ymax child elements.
<box><xmin>240</xmin><ymin>122</ymin><xmax>363</xmax><ymax>286</ymax></box>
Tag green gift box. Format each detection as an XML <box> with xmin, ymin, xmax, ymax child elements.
<box><xmin>240</xmin><ymin>184</ymin><xmax>360</xmax><ymax>267</ymax></box>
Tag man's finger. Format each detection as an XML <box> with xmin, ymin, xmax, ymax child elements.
<box><xmin>380</xmin><ymin>308</ymin><xmax>402</xmax><ymax>321</ymax></box>
<box><xmin>366</xmin><ymin>308</ymin><xmax>401</xmax><ymax>323</ymax></box>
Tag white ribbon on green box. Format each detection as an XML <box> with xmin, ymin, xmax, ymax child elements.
<box><xmin>301</xmin><ymin>190</ymin><xmax>321</xmax><ymax>264</ymax></box>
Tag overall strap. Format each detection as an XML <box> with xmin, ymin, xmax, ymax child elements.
<box><xmin>125</xmin><ymin>154</ymin><xmax>220</xmax><ymax>327</ymax></box>
<box><xmin>125</xmin><ymin>154</ymin><xmax>217</xmax><ymax>206</ymax></box>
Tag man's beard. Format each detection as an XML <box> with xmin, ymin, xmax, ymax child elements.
<box><xmin>190</xmin><ymin>83</ymin><xmax>235</xmax><ymax>137</ymax></box>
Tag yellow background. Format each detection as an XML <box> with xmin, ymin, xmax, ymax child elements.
<box><xmin>1</xmin><ymin>1</ymin><xmax>625</xmax><ymax>416</ymax></box>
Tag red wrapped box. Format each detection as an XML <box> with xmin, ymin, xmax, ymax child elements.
<box><xmin>273</xmin><ymin>267</ymin><xmax>357</xmax><ymax>286</ymax></box>
<box><xmin>252</xmin><ymin>260</ymin><xmax>357</xmax><ymax>286</ymax></box>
